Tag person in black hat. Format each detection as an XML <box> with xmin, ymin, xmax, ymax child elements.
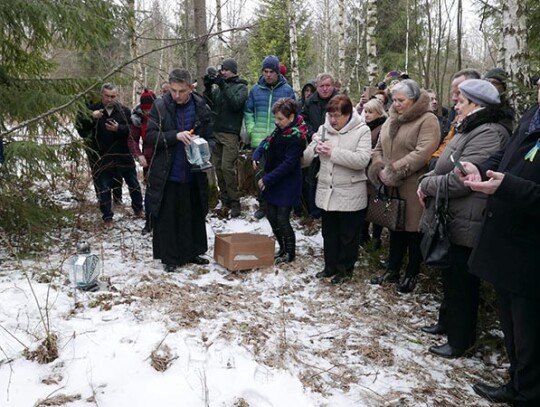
<box><xmin>203</xmin><ymin>58</ymin><xmax>248</xmax><ymax>217</ymax></box>
<box><xmin>483</xmin><ymin>67</ymin><xmax>515</xmax><ymax>133</ymax></box>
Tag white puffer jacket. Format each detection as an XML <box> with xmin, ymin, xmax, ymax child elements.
<box><xmin>302</xmin><ymin>110</ymin><xmax>372</xmax><ymax>211</ymax></box>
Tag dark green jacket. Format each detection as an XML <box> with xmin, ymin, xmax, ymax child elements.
<box><xmin>204</xmin><ymin>76</ymin><xmax>248</xmax><ymax>135</ymax></box>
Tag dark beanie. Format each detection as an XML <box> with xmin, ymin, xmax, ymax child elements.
<box><xmin>484</xmin><ymin>67</ymin><xmax>507</xmax><ymax>84</ymax></box>
<box><xmin>221</xmin><ymin>58</ymin><xmax>238</xmax><ymax>74</ymax></box>
<box><xmin>140</xmin><ymin>90</ymin><xmax>156</xmax><ymax>110</ymax></box>
<box><xmin>459</xmin><ymin>79</ymin><xmax>500</xmax><ymax>106</ymax></box>
<box><xmin>262</xmin><ymin>55</ymin><xmax>280</xmax><ymax>73</ymax></box>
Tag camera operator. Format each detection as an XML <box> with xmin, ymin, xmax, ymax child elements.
<box><xmin>203</xmin><ymin>58</ymin><xmax>248</xmax><ymax>217</ymax></box>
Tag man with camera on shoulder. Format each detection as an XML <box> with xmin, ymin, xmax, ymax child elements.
<box><xmin>203</xmin><ymin>58</ymin><xmax>248</xmax><ymax>218</ymax></box>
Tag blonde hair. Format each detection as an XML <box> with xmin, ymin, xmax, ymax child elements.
<box><xmin>363</xmin><ymin>99</ymin><xmax>387</xmax><ymax>118</ymax></box>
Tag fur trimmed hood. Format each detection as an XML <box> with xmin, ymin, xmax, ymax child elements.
<box><xmin>386</xmin><ymin>90</ymin><xmax>433</xmax><ymax>139</ymax></box>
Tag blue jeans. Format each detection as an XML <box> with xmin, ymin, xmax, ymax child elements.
<box><xmin>96</xmin><ymin>165</ymin><xmax>143</xmax><ymax>220</ymax></box>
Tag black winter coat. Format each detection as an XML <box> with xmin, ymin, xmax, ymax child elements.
<box><xmin>76</xmin><ymin>102</ymin><xmax>135</xmax><ymax>170</ymax></box>
<box><xmin>301</xmin><ymin>90</ymin><xmax>338</xmax><ymax>140</ymax></box>
<box><xmin>145</xmin><ymin>92</ymin><xmax>214</xmax><ymax>218</ymax></box>
<box><xmin>469</xmin><ymin>105</ymin><xmax>540</xmax><ymax>298</ymax></box>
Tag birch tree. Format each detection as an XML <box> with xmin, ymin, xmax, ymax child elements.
<box><xmin>337</xmin><ymin>0</ymin><xmax>347</xmax><ymax>84</ymax></box>
<box><xmin>127</xmin><ymin>0</ymin><xmax>143</xmax><ymax>105</ymax></box>
<box><xmin>500</xmin><ymin>0</ymin><xmax>529</xmax><ymax>86</ymax></box>
<box><xmin>288</xmin><ymin>0</ymin><xmax>301</xmax><ymax>94</ymax></box>
<box><xmin>366</xmin><ymin>0</ymin><xmax>379</xmax><ymax>85</ymax></box>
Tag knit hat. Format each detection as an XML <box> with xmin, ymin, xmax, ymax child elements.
<box><xmin>221</xmin><ymin>58</ymin><xmax>238</xmax><ymax>74</ymax></box>
<box><xmin>262</xmin><ymin>55</ymin><xmax>280</xmax><ymax>73</ymax></box>
<box><xmin>459</xmin><ymin>79</ymin><xmax>500</xmax><ymax>106</ymax></box>
<box><xmin>484</xmin><ymin>67</ymin><xmax>507</xmax><ymax>84</ymax></box>
<box><xmin>279</xmin><ymin>63</ymin><xmax>287</xmax><ymax>76</ymax></box>
<box><xmin>140</xmin><ymin>90</ymin><xmax>156</xmax><ymax>110</ymax></box>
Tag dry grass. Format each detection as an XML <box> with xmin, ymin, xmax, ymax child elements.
<box><xmin>150</xmin><ymin>343</ymin><xmax>177</xmax><ymax>372</ymax></box>
<box><xmin>34</xmin><ymin>393</ymin><xmax>81</xmax><ymax>406</ymax></box>
<box><xmin>23</xmin><ymin>333</ymin><xmax>59</xmax><ymax>364</ymax></box>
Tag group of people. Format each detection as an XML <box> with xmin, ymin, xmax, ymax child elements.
<box><xmin>76</xmin><ymin>56</ymin><xmax>539</xmax><ymax>406</ymax></box>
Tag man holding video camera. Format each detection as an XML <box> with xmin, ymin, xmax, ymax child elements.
<box><xmin>203</xmin><ymin>58</ymin><xmax>248</xmax><ymax>217</ymax></box>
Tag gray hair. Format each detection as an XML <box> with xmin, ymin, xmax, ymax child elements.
<box><xmin>316</xmin><ymin>73</ymin><xmax>335</xmax><ymax>85</ymax></box>
<box><xmin>391</xmin><ymin>79</ymin><xmax>421</xmax><ymax>101</ymax></box>
<box><xmin>101</xmin><ymin>83</ymin><xmax>117</xmax><ymax>93</ymax></box>
<box><xmin>169</xmin><ymin>68</ymin><xmax>192</xmax><ymax>85</ymax></box>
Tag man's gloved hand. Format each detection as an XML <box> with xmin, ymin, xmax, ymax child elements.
<box><xmin>215</xmin><ymin>75</ymin><xmax>225</xmax><ymax>87</ymax></box>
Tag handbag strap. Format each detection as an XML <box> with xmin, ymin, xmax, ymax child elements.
<box><xmin>377</xmin><ymin>185</ymin><xmax>401</xmax><ymax>201</ymax></box>
<box><xmin>435</xmin><ymin>174</ymin><xmax>449</xmax><ymax>214</ymax></box>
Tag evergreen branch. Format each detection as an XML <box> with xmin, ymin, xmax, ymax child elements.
<box><xmin>0</xmin><ymin>25</ymin><xmax>251</xmax><ymax>139</ymax></box>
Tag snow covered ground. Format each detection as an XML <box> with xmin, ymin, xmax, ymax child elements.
<box><xmin>0</xmin><ymin>194</ymin><xmax>509</xmax><ymax>407</ymax></box>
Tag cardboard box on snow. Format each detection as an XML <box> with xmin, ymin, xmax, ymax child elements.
<box><xmin>214</xmin><ymin>233</ymin><xmax>275</xmax><ymax>271</ymax></box>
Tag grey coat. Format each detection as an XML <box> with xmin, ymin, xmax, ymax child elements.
<box><xmin>302</xmin><ymin>110</ymin><xmax>372</xmax><ymax>211</ymax></box>
<box><xmin>419</xmin><ymin>107</ymin><xmax>509</xmax><ymax>248</ymax></box>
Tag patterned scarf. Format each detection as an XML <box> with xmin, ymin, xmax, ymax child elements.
<box><xmin>259</xmin><ymin>115</ymin><xmax>308</xmax><ymax>150</ymax></box>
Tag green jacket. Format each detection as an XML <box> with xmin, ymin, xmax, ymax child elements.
<box><xmin>204</xmin><ymin>76</ymin><xmax>248</xmax><ymax>136</ymax></box>
<box><xmin>244</xmin><ymin>75</ymin><xmax>295</xmax><ymax>147</ymax></box>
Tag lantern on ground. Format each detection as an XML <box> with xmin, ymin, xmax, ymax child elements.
<box><xmin>69</xmin><ymin>241</ymin><xmax>100</xmax><ymax>291</ymax></box>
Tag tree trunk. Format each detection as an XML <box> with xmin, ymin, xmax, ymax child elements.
<box><xmin>366</xmin><ymin>0</ymin><xmax>378</xmax><ymax>86</ymax></box>
<box><xmin>500</xmin><ymin>0</ymin><xmax>529</xmax><ymax>85</ymax></box>
<box><xmin>456</xmin><ymin>0</ymin><xmax>462</xmax><ymax>70</ymax></box>
<box><xmin>127</xmin><ymin>0</ymin><xmax>143</xmax><ymax>105</ymax></box>
<box><xmin>337</xmin><ymin>0</ymin><xmax>346</xmax><ymax>84</ymax></box>
<box><xmin>216</xmin><ymin>0</ymin><xmax>224</xmax><ymax>57</ymax></box>
<box><xmin>288</xmin><ymin>0</ymin><xmax>300</xmax><ymax>95</ymax></box>
<box><xmin>193</xmin><ymin>0</ymin><xmax>209</xmax><ymax>86</ymax></box>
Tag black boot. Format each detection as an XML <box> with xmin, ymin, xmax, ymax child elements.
<box><xmin>141</xmin><ymin>214</ymin><xmax>152</xmax><ymax>235</ymax></box>
<box><xmin>273</xmin><ymin>229</ymin><xmax>286</xmax><ymax>259</ymax></box>
<box><xmin>315</xmin><ymin>266</ymin><xmax>337</xmax><ymax>278</ymax></box>
<box><xmin>472</xmin><ymin>382</ymin><xmax>516</xmax><ymax>403</ymax></box>
<box><xmin>330</xmin><ymin>265</ymin><xmax>353</xmax><ymax>284</ymax></box>
<box><xmin>398</xmin><ymin>274</ymin><xmax>418</xmax><ymax>293</ymax></box>
<box><xmin>276</xmin><ymin>233</ymin><xmax>295</xmax><ymax>264</ymax></box>
<box><xmin>370</xmin><ymin>270</ymin><xmax>400</xmax><ymax>285</ymax></box>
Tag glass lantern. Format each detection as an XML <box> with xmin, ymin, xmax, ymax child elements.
<box><xmin>69</xmin><ymin>241</ymin><xmax>100</xmax><ymax>291</ymax></box>
<box><xmin>185</xmin><ymin>136</ymin><xmax>213</xmax><ymax>172</ymax></box>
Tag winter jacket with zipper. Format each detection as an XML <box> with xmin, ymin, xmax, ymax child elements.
<box><xmin>244</xmin><ymin>74</ymin><xmax>295</xmax><ymax>148</ymax></box>
<box><xmin>204</xmin><ymin>75</ymin><xmax>248</xmax><ymax>135</ymax></box>
<box><xmin>302</xmin><ymin>109</ymin><xmax>372</xmax><ymax>212</ymax></box>
<box><xmin>419</xmin><ymin>106</ymin><xmax>510</xmax><ymax>247</ymax></box>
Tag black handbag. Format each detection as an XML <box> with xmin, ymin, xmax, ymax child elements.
<box><xmin>420</xmin><ymin>174</ymin><xmax>451</xmax><ymax>267</ymax></box>
<box><xmin>365</xmin><ymin>185</ymin><xmax>406</xmax><ymax>231</ymax></box>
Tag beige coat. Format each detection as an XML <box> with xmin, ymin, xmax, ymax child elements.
<box><xmin>302</xmin><ymin>110</ymin><xmax>372</xmax><ymax>211</ymax></box>
<box><xmin>368</xmin><ymin>91</ymin><xmax>440</xmax><ymax>231</ymax></box>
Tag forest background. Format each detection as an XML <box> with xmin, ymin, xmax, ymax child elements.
<box><xmin>0</xmin><ymin>0</ymin><xmax>539</xmax><ymax>251</ymax></box>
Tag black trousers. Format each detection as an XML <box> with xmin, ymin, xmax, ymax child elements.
<box><xmin>321</xmin><ymin>209</ymin><xmax>365</xmax><ymax>272</ymax></box>
<box><xmin>387</xmin><ymin>231</ymin><xmax>422</xmax><ymax>276</ymax></box>
<box><xmin>496</xmin><ymin>287</ymin><xmax>540</xmax><ymax>406</ymax></box>
<box><xmin>153</xmin><ymin>181</ymin><xmax>207</xmax><ymax>266</ymax></box>
<box><xmin>443</xmin><ymin>244</ymin><xmax>479</xmax><ymax>349</ymax></box>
